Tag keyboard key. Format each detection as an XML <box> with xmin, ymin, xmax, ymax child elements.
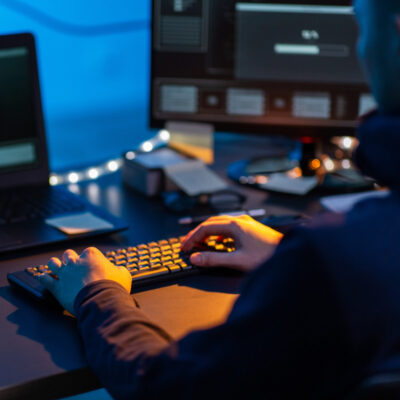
<box><xmin>131</xmin><ymin>267</ymin><xmax>169</xmax><ymax>282</ymax></box>
<box><xmin>168</xmin><ymin>264</ymin><xmax>181</xmax><ymax>272</ymax></box>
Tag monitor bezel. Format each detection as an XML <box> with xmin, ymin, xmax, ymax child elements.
<box><xmin>149</xmin><ymin>0</ymin><xmax>369</xmax><ymax>139</ymax></box>
<box><xmin>0</xmin><ymin>33</ymin><xmax>50</xmax><ymax>189</ymax></box>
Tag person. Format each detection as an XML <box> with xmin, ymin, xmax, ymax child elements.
<box><xmin>39</xmin><ymin>0</ymin><xmax>400</xmax><ymax>398</ymax></box>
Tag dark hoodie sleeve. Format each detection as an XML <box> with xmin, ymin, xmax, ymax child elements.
<box><xmin>74</xmin><ymin>231</ymin><xmax>351</xmax><ymax>400</ymax></box>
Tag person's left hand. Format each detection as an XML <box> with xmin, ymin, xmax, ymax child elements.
<box><xmin>38</xmin><ymin>247</ymin><xmax>132</xmax><ymax>315</ymax></box>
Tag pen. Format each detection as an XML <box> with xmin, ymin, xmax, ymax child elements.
<box><xmin>178</xmin><ymin>209</ymin><xmax>266</xmax><ymax>225</ymax></box>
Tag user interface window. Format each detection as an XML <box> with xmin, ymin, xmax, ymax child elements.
<box><xmin>0</xmin><ymin>46</ymin><xmax>38</xmax><ymax>171</ymax></box>
<box><xmin>151</xmin><ymin>0</ymin><xmax>375</xmax><ymax>132</ymax></box>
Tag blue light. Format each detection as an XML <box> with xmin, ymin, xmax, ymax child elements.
<box><xmin>0</xmin><ymin>0</ymin><xmax>155</xmax><ymax>171</ymax></box>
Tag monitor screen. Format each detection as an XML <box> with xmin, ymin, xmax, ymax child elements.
<box><xmin>0</xmin><ymin>45</ymin><xmax>39</xmax><ymax>173</ymax></box>
<box><xmin>150</xmin><ymin>0</ymin><xmax>374</xmax><ymax>137</ymax></box>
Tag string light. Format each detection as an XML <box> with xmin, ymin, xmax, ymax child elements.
<box><xmin>68</xmin><ymin>172</ymin><xmax>80</xmax><ymax>184</ymax></box>
<box><xmin>49</xmin><ymin>175</ymin><xmax>60</xmax><ymax>186</ymax></box>
<box><xmin>88</xmin><ymin>168</ymin><xmax>100</xmax><ymax>179</ymax></box>
<box><xmin>125</xmin><ymin>151</ymin><xmax>136</xmax><ymax>160</ymax></box>
<box><xmin>50</xmin><ymin>130</ymin><xmax>359</xmax><ymax>187</ymax></box>
<box><xmin>48</xmin><ymin>129</ymin><xmax>171</xmax><ymax>186</ymax></box>
<box><xmin>141</xmin><ymin>141</ymin><xmax>154</xmax><ymax>152</ymax></box>
<box><xmin>159</xmin><ymin>129</ymin><xmax>170</xmax><ymax>141</ymax></box>
<box><xmin>107</xmin><ymin>160</ymin><xmax>120</xmax><ymax>172</ymax></box>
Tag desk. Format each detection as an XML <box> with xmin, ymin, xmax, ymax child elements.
<box><xmin>0</xmin><ymin>134</ymin><xmax>323</xmax><ymax>399</ymax></box>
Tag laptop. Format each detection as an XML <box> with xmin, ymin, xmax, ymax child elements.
<box><xmin>0</xmin><ymin>33</ymin><xmax>128</xmax><ymax>254</ymax></box>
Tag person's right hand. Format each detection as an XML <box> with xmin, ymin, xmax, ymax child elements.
<box><xmin>181</xmin><ymin>215</ymin><xmax>283</xmax><ymax>273</ymax></box>
<box><xmin>38</xmin><ymin>247</ymin><xmax>132</xmax><ymax>315</ymax></box>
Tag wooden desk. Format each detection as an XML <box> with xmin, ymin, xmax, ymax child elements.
<box><xmin>0</xmin><ymin>134</ymin><xmax>323</xmax><ymax>399</ymax></box>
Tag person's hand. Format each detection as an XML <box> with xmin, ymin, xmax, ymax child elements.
<box><xmin>181</xmin><ymin>215</ymin><xmax>283</xmax><ymax>273</ymax></box>
<box><xmin>38</xmin><ymin>247</ymin><xmax>132</xmax><ymax>315</ymax></box>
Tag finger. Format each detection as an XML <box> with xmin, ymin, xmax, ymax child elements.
<box><xmin>62</xmin><ymin>249</ymin><xmax>79</xmax><ymax>265</ymax></box>
<box><xmin>37</xmin><ymin>273</ymin><xmax>58</xmax><ymax>294</ymax></box>
<box><xmin>182</xmin><ymin>221</ymin><xmax>239</xmax><ymax>251</ymax></box>
<box><xmin>181</xmin><ymin>216</ymin><xmax>234</xmax><ymax>247</ymax></box>
<box><xmin>182</xmin><ymin>218</ymin><xmax>233</xmax><ymax>245</ymax></box>
<box><xmin>80</xmin><ymin>247</ymin><xmax>102</xmax><ymax>259</ymax></box>
<box><xmin>47</xmin><ymin>257</ymin><xmax>62</xmax><ymax>276</ymax></box>
<box><xmin>190</xmin><ymin>250</ymin><xmax>245</xmax><ymax>269</ymax></box>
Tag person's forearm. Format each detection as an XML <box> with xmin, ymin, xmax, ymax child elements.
<box><xmin>74</xmin><ymin>281</ymin><xmax>173</xmax><ymax>399</ymax></box>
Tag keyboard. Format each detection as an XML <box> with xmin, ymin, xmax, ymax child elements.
<box><xmin>7</xmin><ymin>235</ymin><xmax>236</xmax><ymax>306</ymax></box>
<box><xmin>0</xmin><ymin>187</ymin><xmax>85</xmax><ymax>224</ymax></box>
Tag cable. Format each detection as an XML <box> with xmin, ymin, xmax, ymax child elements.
<box><xmin>0</xmin><ymin>0</ymin><xmax>149</xmax><ymax>36</ymax></box>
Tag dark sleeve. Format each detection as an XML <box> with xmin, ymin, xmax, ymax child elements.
<box><xmin>75</xmin><ymin>232</ymin><xmax>352</xmax><ymax>400</ymax></box>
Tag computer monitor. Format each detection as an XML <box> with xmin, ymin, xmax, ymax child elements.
<box><xmin>149</xmin><ymin>0</ymin><xmax>374</xmax><ymax>191</ymax></box>
<box><xmin>150</xmin><ymin>0</ymin><xmax>372</xmax><ymax>137</ymax></box>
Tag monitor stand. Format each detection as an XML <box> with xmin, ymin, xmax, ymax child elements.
<box><xmin>227</xmin><ymin>138</ymin><xmax>376</xmax><ymax>195</ymax></box>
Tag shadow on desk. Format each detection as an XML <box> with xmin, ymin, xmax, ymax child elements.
<box><xmin>0</xmin><ymin>269</ymin><xmax>243</xmax><ymax>398</ymax></box>
<box><xmin>0</xmin><ymin>286</ymin><xmax>81</xmax><ymax>368</ymax></box>
<box><xmin>0</xmin><ymin>285</ymin><xmax>102</xmax><ymax>399</ymax></box>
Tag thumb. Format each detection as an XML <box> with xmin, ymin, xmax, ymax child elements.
<box><xmin>190</xmin><ymin>251</ymin><xmax>244</xmax><ymax>269</ymax></box>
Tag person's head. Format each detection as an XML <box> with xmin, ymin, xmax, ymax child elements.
<box><xmin>354</xmin><ymin>0</ymin><xmax>400</xmax><ymax>113</ymax></box>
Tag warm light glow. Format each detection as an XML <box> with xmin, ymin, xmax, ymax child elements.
<box><xmin>324</xmin><ymin>159</ymin><xmax>335</xmax><ymax>171</ymax></box>
<box><xmin>88</xmin><ymin>168</ymin><xmax>99</xmax><ymax>179</ymax></box>
<box><xmin>342</xmin><ymin>137</ymin><xmax>353</xmax><ymax>150</ymax></box>
<box><xmin>287</xmin><ymin>167</ymin><xmax>302</xmax><ymax>179</ymax></box>
<box><xmin>49</xmin><ymin>175</ymin><xmax>59</xmax><ymax>186</ymax></box>
<box><xmin>342</xmin><ymin>159</ymin><xmax>351</xmax><ymax>169</ymax></box>
<box><xmin>107</xmin><ymin>160</ymin><xmax>119</xmax><ymax>172</ymax></box>
<box><xmin>159</xmin><ymin>130</ymin><xmax>170</xmax><ymax>141</ymax></box>
<box><xmin>255</xmin><ymin>175</ymin><xmax>268</xmax><ymax>184</ymax></box>
<box><xmin>142</xmin><ymin>141</ymin><xmax>154</xmax><ymax>152</ymax></box>
<box><xmin>310</xmin><ymin>158</ymin><xmax>321</xmax><ymax>170</ymax></box>
<box><xmin>126</xmin><ymin>151</ymin><xmax>136</xmax><ymax>160</ymax></box>
<box><xmin>68</xmin><ymin>172</ymin><xmax>79</xmax><ymax>184</ymax></box>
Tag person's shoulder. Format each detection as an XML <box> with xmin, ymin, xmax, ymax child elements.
<box><xmin>291</xmin><ymin>191</ymin><xmax>400</xmax><ymax>283</ymax></box>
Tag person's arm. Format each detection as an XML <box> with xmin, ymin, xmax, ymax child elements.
<box><xmin>74</xmin><ymin>232</ymin><xmax>353</xmax><ymax>400</ymax></box>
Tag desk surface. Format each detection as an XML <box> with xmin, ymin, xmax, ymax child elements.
<box><xmin>0</xmin><ymin>134</ymin><xmax>324</xmax><ymax>399</ymax></box>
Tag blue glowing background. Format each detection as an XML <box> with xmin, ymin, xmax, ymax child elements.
<box><xmin>0</xmin><ymin>0</ymin><xmax>154</xmax><ymax>171</ymax></box>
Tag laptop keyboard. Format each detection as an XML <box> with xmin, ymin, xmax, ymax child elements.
<box><xmin>0</xmin><ymin>187</ymin><xmax>85</xmax><ymax>224</ymax></box>
<box><xmin>8</xmin><ymin>235</ymin><xmax>236</xmax><ymax>305</ymax></box>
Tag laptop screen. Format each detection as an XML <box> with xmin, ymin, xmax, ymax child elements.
<box><xmin>0</xmin><ymin>45</ymin><xmax>39</xmax><ymax>173</ymax></box>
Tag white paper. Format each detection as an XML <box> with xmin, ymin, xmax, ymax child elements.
<box><xmin>164</xmin><ymin>160</ymin><xmax>228</xmax><ymax>196</ymax></box>
<box><xmin>46</xmin><ymin>212</ymin><xmax>114</xmax><ymax>235</ymax></box>
<box><xmin>320</xmin><ymin>190</ymin><xmax>389</xmax><ymax>213</ymax></box>
<box><xmin>259</xmin><ymin>174</ymin><xmax>318</xmax><ymax>195</ymax></box>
